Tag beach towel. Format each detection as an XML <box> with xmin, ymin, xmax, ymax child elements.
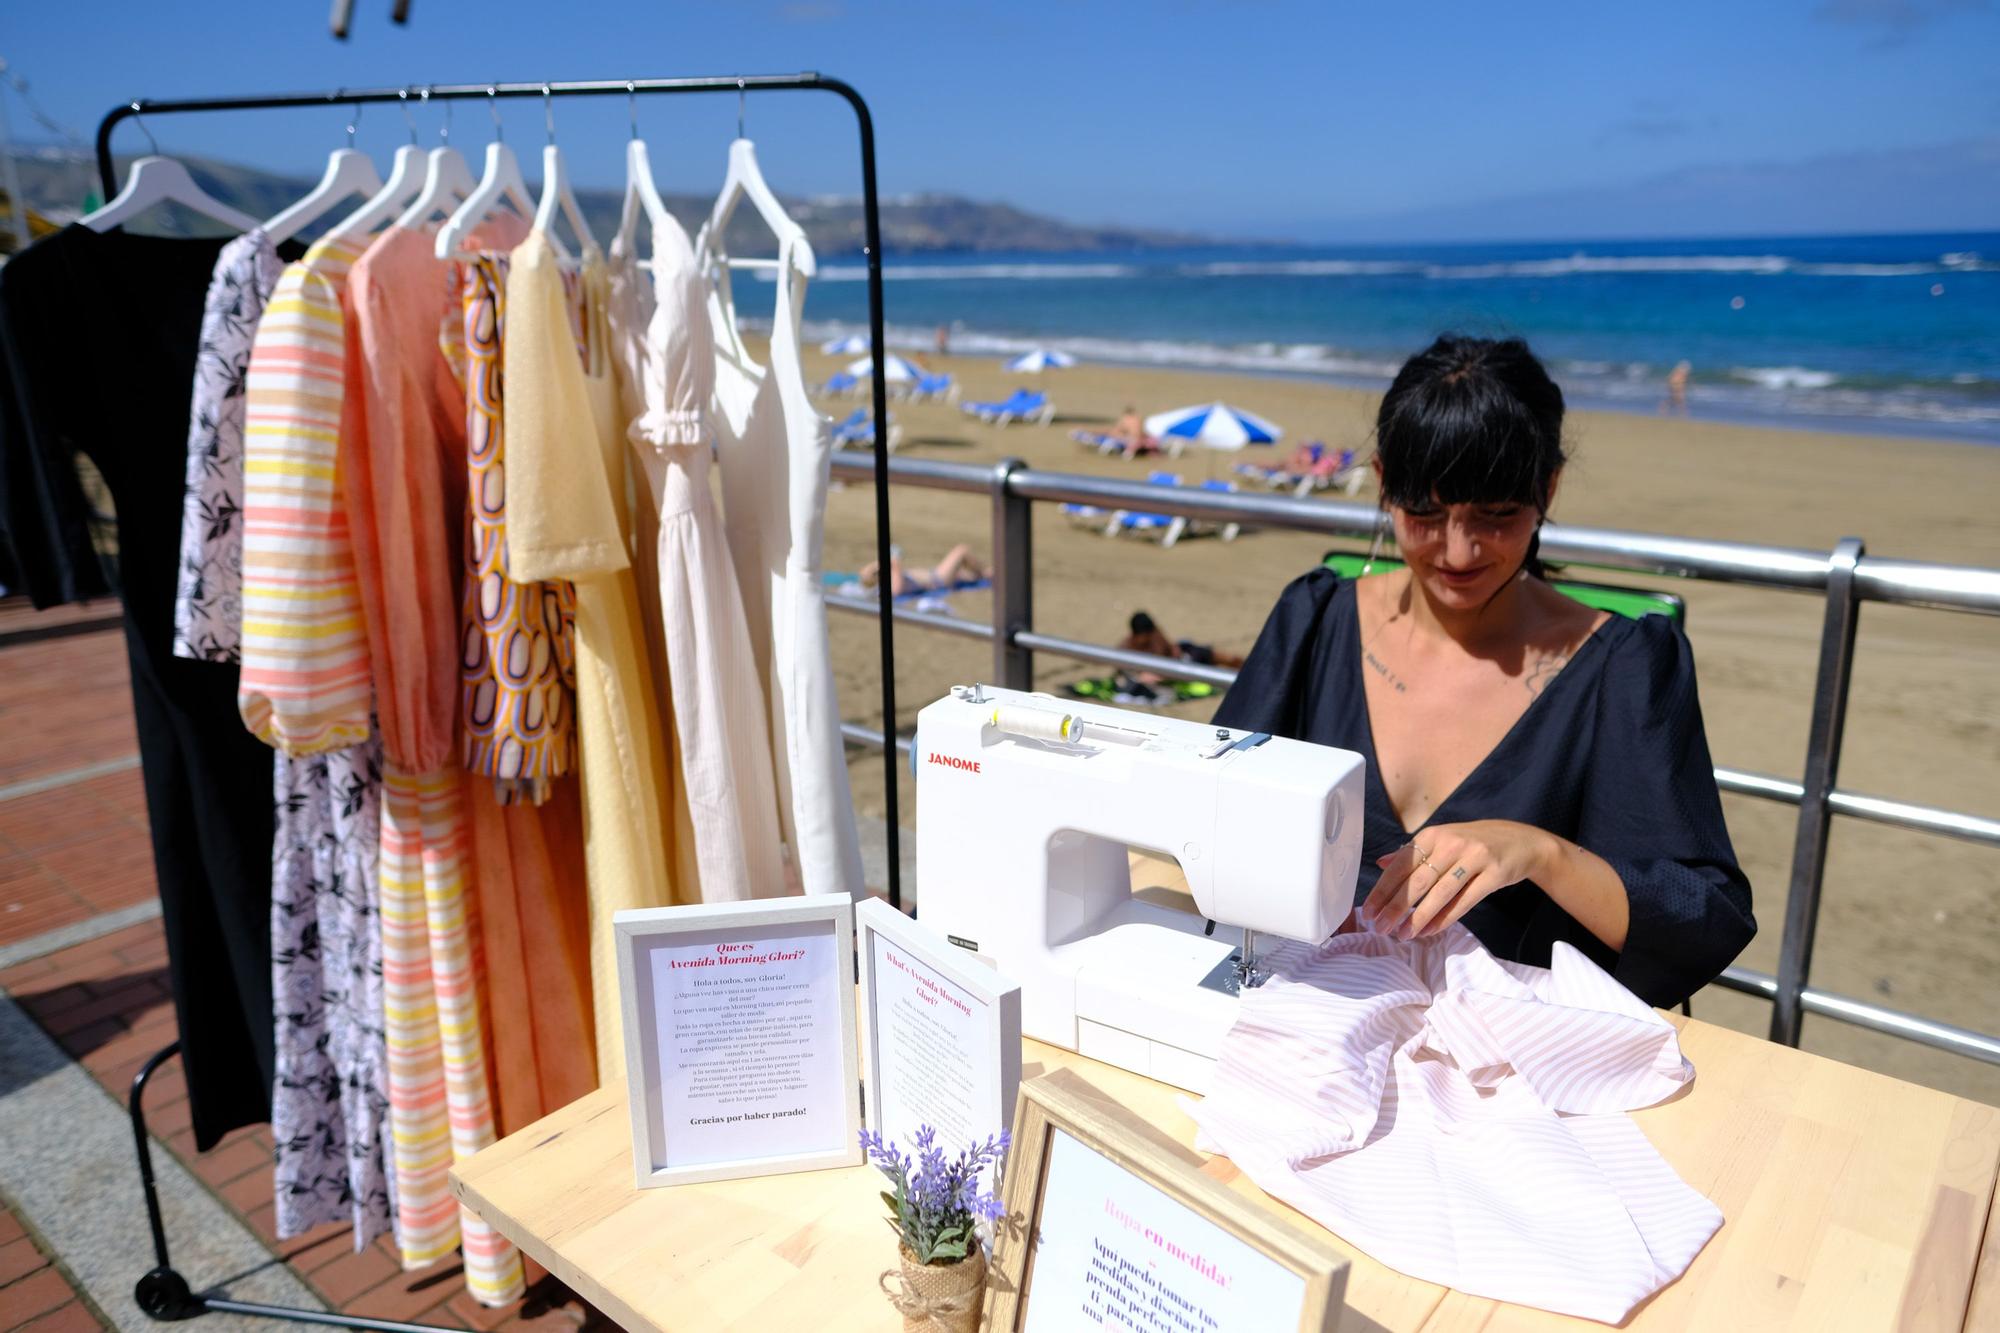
<box><xmin>1189</xmin><ymin>925</ymin><xmax>1720</xmax><ymax>1324</ymax></box>
<box><xmin>1065</xmin><ymin>676</ymin><xmax>1216</xmax><ymax>707</ymax></box>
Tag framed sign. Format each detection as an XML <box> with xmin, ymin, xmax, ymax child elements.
<box><xmin>855</xmin><ymin>897</ymin><xmax>1021</xmax><ymax>1173</ymax></box>
<box><xmin>991</xmin><ymin>1069</ymin><xmax>1347</xmax><ymax>1333</ymax></box>
<box><xmin>613</xmin><ymin>894</ymin><xmax>861</xmax><ymax>1189</ymax></box>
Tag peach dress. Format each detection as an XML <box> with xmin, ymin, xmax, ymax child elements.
<box><xmin>344</xmin><ymin>222</ymin><xmax>593</xmax><ymax>1303</ymax></box>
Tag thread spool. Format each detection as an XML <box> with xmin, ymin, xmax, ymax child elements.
<box><xmin>989</xmin><ymin>703</ymin><xmax>1082</xmax><ymax>744</ymax></box>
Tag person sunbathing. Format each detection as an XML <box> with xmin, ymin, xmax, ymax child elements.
<box><xmin>1108</xmin><ymin>406</ymin><xmax>1160</xmax><ymax>459</ymax></box>
<box><xmin>857</xmin><ymin>543</ymin><xmax>990</xmax><ymax>597</ymax></box>
<box><xmin>1108</xmin><ymin>610</ymin><xmax>1246</xmax><ymax>700</ymax></box>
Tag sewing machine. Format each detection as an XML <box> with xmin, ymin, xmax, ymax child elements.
<box><xmin>914</xmin><ymin>684</ymin><xmax>1366</xmax><ymax>1093</ymax></box>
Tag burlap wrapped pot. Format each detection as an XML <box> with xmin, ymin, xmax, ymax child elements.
<box><xmin>881</xmin><ymin>1243</ymin><xmax>987</xmax><ymax>1333</ymax></box>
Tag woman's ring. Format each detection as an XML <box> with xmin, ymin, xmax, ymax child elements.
<box><xmin>1408</xmin><ymin>842</ymin><xmax>1431</xmax><ymax>867</ymax></box>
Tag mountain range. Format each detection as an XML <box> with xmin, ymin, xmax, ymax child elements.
<box><xmin>9</xmin><ymin>148</ymin><xmax>1219</xmax><ymax>255</ymax></box>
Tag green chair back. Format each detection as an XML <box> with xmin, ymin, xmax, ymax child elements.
<box><xmin>1319</xmin><ymin>553</ymin><xmax>1685</xmax><ymax>626</ymax></box>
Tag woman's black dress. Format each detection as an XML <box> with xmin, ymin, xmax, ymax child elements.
<box><xmin>1212</xmin><ymin>568</ymin><xmax>1755</xmax><ymax>1008</ymax></box>
<box><xmin>0</xmin><ymin>225</ymin><xmax>277</xmax><ymax>1148</ymax></box>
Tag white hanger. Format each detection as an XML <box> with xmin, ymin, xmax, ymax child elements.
<box><xmin>529</xmin><ymin>87</ymin><xmax>597</xmax><ymax>262</ymax></box>
<box><xmin>391</xmin><ymin>90</ymin><xmax>478</xmax><ymax>231</ymax></box>
<box><xmin>394</xmin><ymin>145</ymin><xmax>478</xmax><ymax>231</ymax></box>
<box><xmin>324</xmin><ymin>91</ymin><xmax>429</xmax><ymax>242</ymax></box>
<box><xmin>434</xmin><ymin>88</ymin><xmax>535</xmax><ymax>261</ymax></box>
<box><xmin>706</xmin><ymin>137</ymin><xmax>814</xmax><ymax>279</ymax></box>
<box><xmin>262</xmin><ymin>102</ymin><xmax>382</xmax><ymax>245</ymax></box>
<box><xmin>81</xmin><ymin>110</ymin><xmax>260</xmax><ymax>233</ymax></box>
<box><xmin>324</xmin><ymin>144</ymin><xmax>420</xmax><ymax>242</ymax></box>
<box><xmin>615</xmin><ymin>85</ymin><xmax>674</xmax><ymax>268</ymax></box>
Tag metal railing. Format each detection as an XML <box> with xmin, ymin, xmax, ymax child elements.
<box><xmin>826</xmin><ymin>449</ymin><xmax>2000</xmax><ymax>1067</ymax></box>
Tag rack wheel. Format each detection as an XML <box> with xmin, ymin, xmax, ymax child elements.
<box><xmin>135</xmin><ymin>1266</ymin><xmax>199</xmax><ymax>1320</ymax></box>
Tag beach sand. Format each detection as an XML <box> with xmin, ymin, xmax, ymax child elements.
<box><xmin>798</xmin><ymin>344</ymin><xmax>2000</xmax><ymax>1106</ymax></box>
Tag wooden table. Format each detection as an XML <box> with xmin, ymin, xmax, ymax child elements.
<box><xmin>451</xmin><ymin>1013</ymin><xmax>1998</xmax><ymax>1332</ymax></box>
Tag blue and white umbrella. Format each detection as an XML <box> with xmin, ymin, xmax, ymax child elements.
<box><xmin>846</xmin><ymin>353</ymin><xmax>925</xmax><ymax>384</ymax></box>
<box><xmin>1144</xmin><ymin>402</ymin><xmax>1283</xmax><ymax>451</ymax></box>
<box><xmin>820</xmin><ymin>333</ymin><xmax>872</xmax><ymax>355</ymax></box>
<box><xmin>1004</xmin><ymin>348</ymin><xmax>1077</xmax><ymax>373</ymax></box>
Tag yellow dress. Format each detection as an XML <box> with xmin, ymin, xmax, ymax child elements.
<box><xmin>503</xmin><ymin>230</ymin><xmax>684</xmax><ymax>1081</ymax></box>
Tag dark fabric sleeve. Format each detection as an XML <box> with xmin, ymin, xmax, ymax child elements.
<box><xmin>1211</xmin><ymin>565</ymin><xmax>1343</xmax><ymax>739</ymax></box>
<box><xmin>0</xmin><ymin>241</ymin><xmax>115</xmax><ymax>607</ymax></box>
<box><xmin>1582</xmin><ymin>616</ymin><xmax>1757</xmax><ymax>1007</ymax></box>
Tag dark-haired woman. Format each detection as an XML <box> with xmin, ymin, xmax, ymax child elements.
<box><xmin>1214</xmin><ymin>335</ymin><xmax>1754</xmax><ymax>1008</ymax></box>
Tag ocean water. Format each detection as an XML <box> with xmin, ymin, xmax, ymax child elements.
<box><xmin>792</xmin><ymin>232</ymin><xmax>2000</xmax><ymax>444</ymax></box>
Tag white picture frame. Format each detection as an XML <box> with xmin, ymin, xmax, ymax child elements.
<box><xmin>614</xmin><ymin>894</ymin><xmax>862</xmax><ymax>1189</ymax></box>
<box><xmin>855</xmin><ymin>897</ymin><xmax>1022</xmax><ymax>1163</ymax></box>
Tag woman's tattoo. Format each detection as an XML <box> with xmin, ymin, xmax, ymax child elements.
<box><xmin>1364</xmin><ymin>648</ymin><xmax>1407</xmax><ymax>693</ymax></box>
<box><xmin>1523</xmin><ymin>648</ymin><xmax>1573</xmax><ymax>697</ymax></box>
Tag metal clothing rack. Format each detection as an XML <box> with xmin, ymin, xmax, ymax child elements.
<box><xmin>95</xmin><ymin>72</ymin><xmax>903</xmax><ymax>1332</ymax></box>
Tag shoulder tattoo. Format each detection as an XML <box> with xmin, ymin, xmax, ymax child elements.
<box><xmin>1523</xmin><ymin>647</ymin><xmax>1573</xmax><ymax>697</ymax></box>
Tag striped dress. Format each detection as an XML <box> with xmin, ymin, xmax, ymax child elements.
<box><xmin>237</xmin><ymin>236</ymin><xmax>396</xmax><ymax>1248</ymax></box>
<box><xmin>238</xmin><ymin>238</ymin><xmax>375</xmax><ymax>752</ymax></box>
<box><xmin>346</xmin><ymin>225</ymin><xmax>526</xmax><ymax>1306</ymax></box>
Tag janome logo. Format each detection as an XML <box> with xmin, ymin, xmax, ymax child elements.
<box><xmin>927</xmin><ymin>752</ymin><xmax>981</xmax><ymax>774</ymax></box>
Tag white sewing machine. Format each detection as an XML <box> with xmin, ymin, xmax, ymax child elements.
<box><xmin>914</xmin><ymin>684</ymin><xmax>1365</xmax><ymax>1093</ymax></box>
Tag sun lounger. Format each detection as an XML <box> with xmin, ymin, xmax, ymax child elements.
<box><xmin>962</xmin><ymin>388</ymin><xmax>1055</xmax><ymax>428</ymax></box>
<box><xmin>1062</xmin><ymin>502</ymin><xmax>1116</xmax><ymax>533</ymax></box>
<box><xmin>830</xmin><ymin>407</ymin><xmax>903</xmax><ymax>452</ymax></box>
<box><xmin>1106</xmin><ymin>471</ymin><xmax>1188</xmax><ymax>547</ymax></box>
<box><xmin>818</xmin><ymin>370</ymin><xmax>860</xmax><ymax>397</ymax></box>
<box><xmin>1191</xmin><ymin>477</ymin><xmax>1243</xmax><ymax>542</ymax></box>
<box><xmin>908</xmin><ymin>373</ymin><xmax>957</xmax><ymax>403</ymax></box>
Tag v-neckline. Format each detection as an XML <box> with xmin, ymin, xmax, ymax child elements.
<box><xmin>1345</xmin><ymin>579</ymin><xmax>1614</xmax><ymax>837</ymax></box>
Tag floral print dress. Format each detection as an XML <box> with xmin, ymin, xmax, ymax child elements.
<box><xmin>172</xmin><ymin>229</ymin><xmax>285</xmax><ymax>662</ymax></box>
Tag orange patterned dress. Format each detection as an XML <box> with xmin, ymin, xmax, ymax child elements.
<box><xmin>455</xmin><ymin>254</ymin><xmax>578</xmax><ymax>805</ymax></box>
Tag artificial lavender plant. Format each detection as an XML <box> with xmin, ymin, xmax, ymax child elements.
<box><xmin>860</xmin><ymin>1125</ymin><xmax>1010</xmax><ymax>1265</ymax></box>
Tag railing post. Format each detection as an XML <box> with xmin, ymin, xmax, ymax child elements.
<box><xmin>1770</xmin><ymin>536</ymin><xmax>1864</xmax><ymax>1047</ymax></box>
<box><xmin>991</xmin><ymin>458</ymin><xmax>1033</xmax><ymax>690</ymax></box>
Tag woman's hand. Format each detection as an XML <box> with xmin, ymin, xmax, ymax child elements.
<box><xmin>1360</xmin><ymin>820</ymin><xmax>1557</xmax><ymax>940</ymax></box>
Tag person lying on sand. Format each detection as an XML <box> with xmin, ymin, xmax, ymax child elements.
<box><xmin>1119</xmin><ymin>610</ymin><xmax>1245</xmax><ymax>681</ymax></box>
<box><xmin>858</xmin><ymin>543</ymin><xmax>990</xmax><ymax>597</ymax></box>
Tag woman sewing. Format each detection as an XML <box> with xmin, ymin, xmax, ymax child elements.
<box><xmin>1213</xmin><ymin>334</ymin><xmax>1754</xmax><ymax>1008</ymax></box>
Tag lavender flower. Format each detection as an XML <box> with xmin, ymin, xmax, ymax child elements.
<box><xmin>861</xmin><ymin>1124</ymin><xmax>1010</xmax><ymax>1264</ymax></box>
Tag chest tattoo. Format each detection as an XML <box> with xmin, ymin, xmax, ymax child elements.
<box><xmin>1363</xmin><ymin>647</ymin><xmax>1408</xmax><ymax>694</ymax></box>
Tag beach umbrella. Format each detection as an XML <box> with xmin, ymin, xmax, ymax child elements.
<box><xmin>845</xmin><ymin>353</ymin><xmax>924</xmax><ymax>383</ymax></box>
<box><xmin>1004</xmin><ymin>348</ymin><xmax>1077</xmax><ymax>373</ymax></box>
<box><xmin>820</xmin><ymin>333</ymin><xmax>871</xmax><ymax>355</ymax></box>
<box><xmin>1144</xmin><ymin>402</ymin><xmax>1283</xmax><ymax>451</ymax></box>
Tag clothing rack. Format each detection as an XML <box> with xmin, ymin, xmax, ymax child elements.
<box><xmin>95</xmin><ymin>72</ymin><xmax>902</xmax><ymax>1332</ymax></box>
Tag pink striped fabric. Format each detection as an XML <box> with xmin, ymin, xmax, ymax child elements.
<box><xmin>237</xmin><ymin>236</ymin><xmax>375</xmax><ymax>753</ymax></box>
<box><xmin>378</xmin><ymin>763</ymin><xmax>523</xmax><ymax>1305</ymax></box>
<box><xmin>1189</xmin><ymin>926</ymin><xmax>1721</xmax><ymax>1324</ymax></box>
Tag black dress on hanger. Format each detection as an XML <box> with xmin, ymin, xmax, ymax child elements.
<box><xmin>0</xmin><ymin>224</ymin><xmax>279</xmax><ymax>1149</ymax></box>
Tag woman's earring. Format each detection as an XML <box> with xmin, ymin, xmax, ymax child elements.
<box><xmin>1361</xmin><ymin>511</ymin><xmax>1387</xmax><ymax>576</ymax></box>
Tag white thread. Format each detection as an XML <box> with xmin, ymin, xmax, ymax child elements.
<box><xmin>988</xmin><ymin>703</ymin><xmax>1079</xmax><ymax>744</ymax></box>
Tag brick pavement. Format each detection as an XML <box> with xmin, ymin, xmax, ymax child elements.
<box><xmin>0</xmin><ymin>604</ymin><xmax>610</xmax><ymax>1332</ymax></box>
<box><xmin>0</xmin><ymin>1197</ymin><xmax>104</xmax><ymax>1333</ymax></box>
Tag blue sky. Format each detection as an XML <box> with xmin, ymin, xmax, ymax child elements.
<box><xmin>5</xmin><ymin>0</ymin><xmax>1998</xmax><ymax>241</ymax></box>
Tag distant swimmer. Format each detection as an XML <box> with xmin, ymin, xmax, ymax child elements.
<box><xmin>935</xmin><ymin>323</ymin><xmax>951</xmax><ymax>357</ymax></box>
<box><xmin>1661</xmin><ymin>360</ymin><xmax>1691</xmax><ymax>416</ymax></box>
